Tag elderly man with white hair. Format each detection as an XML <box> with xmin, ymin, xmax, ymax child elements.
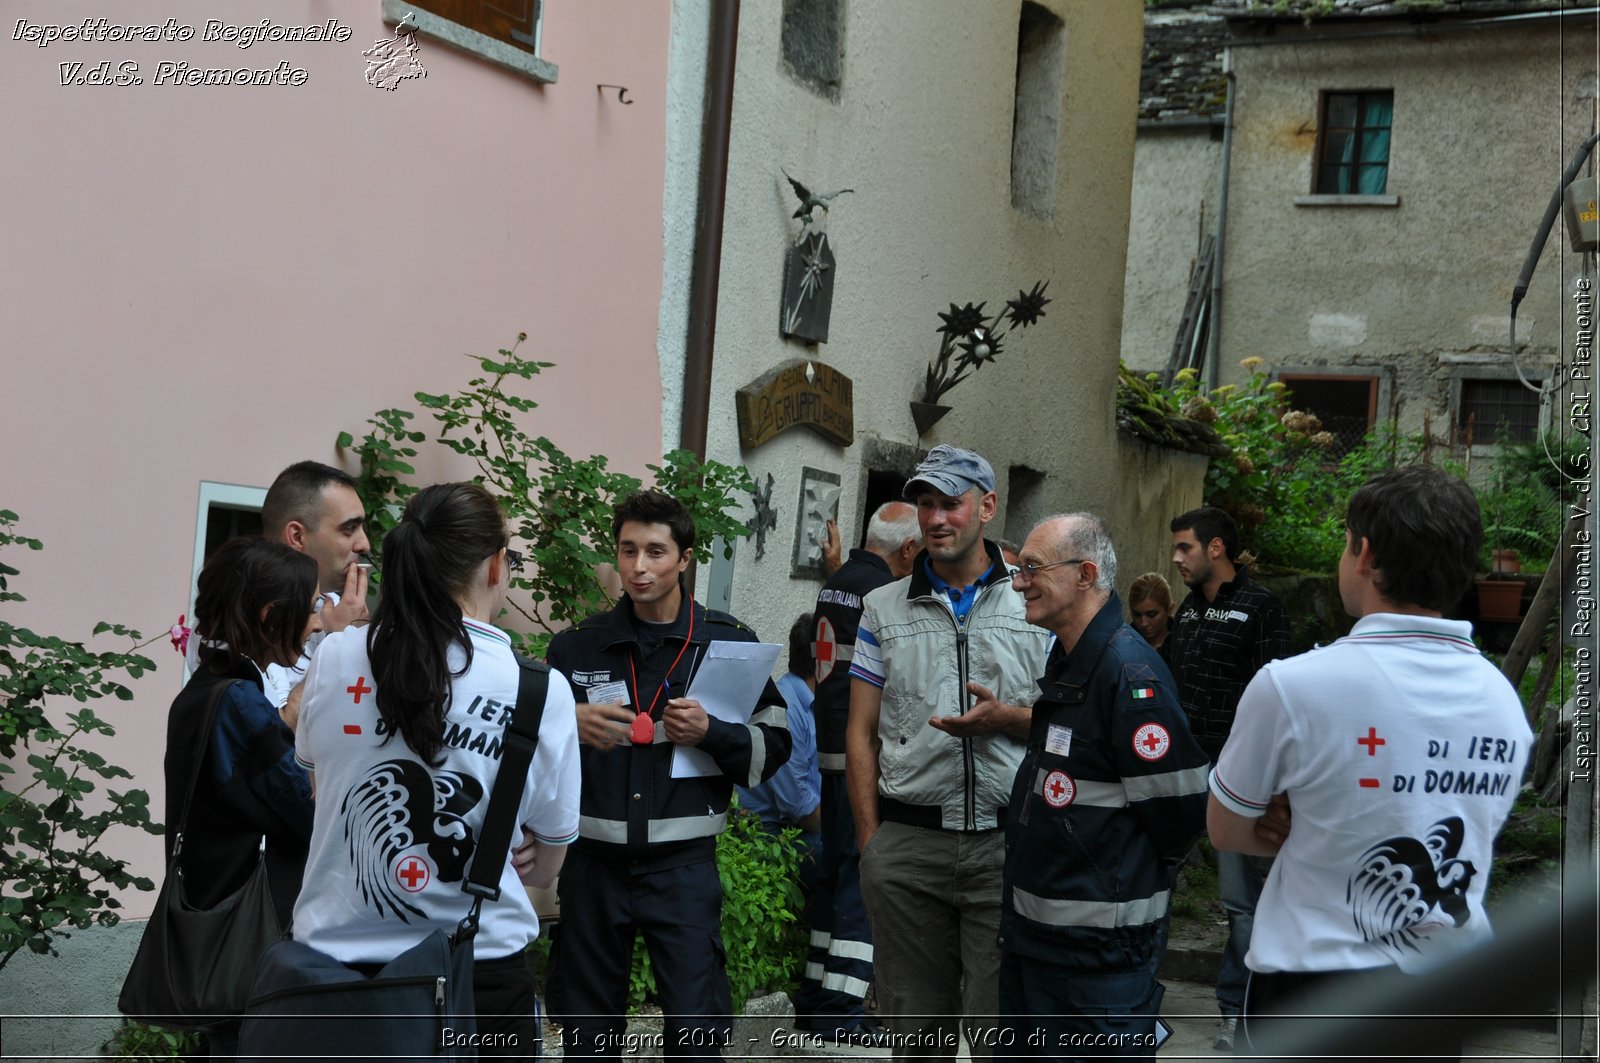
<box><xmin>998</xmin><ymin>513</ymin><xmax>1208</xmax><ymax>1060</ymax></box>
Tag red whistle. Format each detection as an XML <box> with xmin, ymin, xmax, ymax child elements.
<box><xmin>630</xmin><ymin>712</ymin><xmax>655</xmax><ymax>745</ymax></box>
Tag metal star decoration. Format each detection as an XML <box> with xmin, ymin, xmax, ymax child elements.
<box><xmin>1005</xmin><ymin>281</ymin><xmax>1051</xmax><ymax>328</ymax></box>
<box><xmin>957</xmin><ymin>328</ymin><xmax>1003</xmax><ymax>369</ymax></box>
<box><xmin>918</xmin><ymin>279</ymin><xmax>1050</xmax><ymax>409</ymax></box>
<box><xmin>782</xmin><ymin>232</ymin><xmax>835</xmax><ymax>338</ymax></box>
<box><xmin>937</xmin><ymin>302</ymin><xmax>987</xmax><ymax>339</ymax></box>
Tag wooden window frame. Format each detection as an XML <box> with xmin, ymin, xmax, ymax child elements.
<box><xmin>381</xmin><ymin>0</ymin><xmax>557</xmax><ymax>84</ymax></box>
<box><xmin>1314</xmin><ymin>89</ymin><xmax>1392</xmax><ymax>196</ymax></box>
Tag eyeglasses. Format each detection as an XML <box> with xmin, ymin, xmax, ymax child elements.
<box><xmin>505</xmin><ymin>548</ymin><xmax>525</xmax><ymax>573</ymax></box>
<box><xmin>1011</xmin><ymin>558</ymin><xmax>1086</xmax><ymax>583</ymax></box>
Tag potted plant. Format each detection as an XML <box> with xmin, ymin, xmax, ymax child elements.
<box><xmin>1472</xmin><ymin>433</ymin><xmax>1555</xmax><ymax>622</ymax></box>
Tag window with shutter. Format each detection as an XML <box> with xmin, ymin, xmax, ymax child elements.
<box><xmin>381</xmin><ymin>0</ymin><xmax>556</xmax><ymax>84</ymax></box>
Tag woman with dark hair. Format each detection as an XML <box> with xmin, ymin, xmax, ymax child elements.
<box><xmin>292</xmin><ymin>482</ymin><xmax>580</xmax><ymax>1058</ymax></box>
<box><xmin>166</xmin><ymin>536</ymin><xmax>321</xmax><ymax>1055</ymax></box>
<box><xmin>168</xmin><ymin>535</ymin><xmax>320</xmax><ymax>922</ymax></box>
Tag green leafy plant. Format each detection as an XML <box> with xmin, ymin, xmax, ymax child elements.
<box><xmin>100</xmin><ymin>1020</ymin><xmax>199</xmax><ymax>1060</ymax></box>
<box><xmin>1131</xmin><ymin>361</ymin><xmax>1348</xmax><ymax>570</ymax></box>
<box><xmin>338</xmin><ymin>337</ymin><xmax>756</xmax><ymax>658</ymax></box>
<box><xmin>1474</xmin><ymin>431</ymin><xmax>1584</xmax><ymax>574</ymax></box>
<box><xmin>716</xmin><ymin>804</ymin><xmax>808</xmax><ymax>1008</ymax></box>
<box><xmin>1125</xmin><ymin>361</ymin><xmax>1486</xmax><ymax>574</ymax></box>
<box><xmin>0</xmin><ymin>510</ymin><xmax>160</xmax><ymax>972</ymax></box>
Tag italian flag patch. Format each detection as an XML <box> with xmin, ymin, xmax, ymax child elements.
<box><xmin>1131</xmin><ymin>687</ymin><xmax>1156</xmax><ymax>699</ymax></box>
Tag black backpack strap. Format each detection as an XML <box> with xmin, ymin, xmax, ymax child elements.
<box><xmin>460</xmin><ymin>656</ymin><xmax>549</xmax><ymax>918</ymax></box>
<box><xmin>172</xmin><ymin>677</ymin><xmax>241</xmax><ymax>858</ymax></box>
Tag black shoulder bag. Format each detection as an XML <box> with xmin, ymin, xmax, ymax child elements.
<box><xmin>119</xmin><ymin>677</ymin><xmax>283</xmax><ymax>1032</ymax></box>
<box><xmin>237</xmin><ymin>659</ymin><xmax>550</xmax><ymax>1062</ymax></box>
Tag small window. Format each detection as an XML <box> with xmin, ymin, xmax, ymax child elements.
<box><xmin>781</xmin><ymin>0</ymin><xmax>844</xmax><ymax>100</ymax></box>
<box><xmin>1456</xmin><ymin>377</ymin><xmax>1543</xmax><ymax>446</ymax></box>
<box><xmin>1278</xmin><ymin>374</ymin><xmax>1378</xmax><ymax>458</ymax></box>
<box><xmin>187</xmin><ymin>481</ymin><xmax>267</xmax><ymax>680</ymax></box>
<box><xmin>383</xmin><ymin>0</ymin><xmax>556</xmax><ymax>84</ymax></box>
<box><xmin>1010</xmin><ymin>2</ymin><xmax>1066</xmax><ymax>218</ymax></box>
<box><xmin>1004</xmin><ymin>464</ymin><xmax>1048</xmax><ymax>545</ymax></box>
<box><xmin>1316</xmin><ymin>91</ymin><xmax>1392</xmax><ymax>195</ymax></box>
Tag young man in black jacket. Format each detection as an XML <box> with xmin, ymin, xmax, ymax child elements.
<box><xmin>1165</xmin><ymin>505</ymin><xmax>1291</xmax><ymax>1051</ymax></box>
<box><xmin>546</xmin><ymin>489</ymin><xmax>790</xmax><ymax>1063</ymax></box>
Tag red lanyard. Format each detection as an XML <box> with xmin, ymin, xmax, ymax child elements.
<box><xmin>626</xmin><ymin>604</ymin><xmax>695</xmax><ymax>721</ymax></box>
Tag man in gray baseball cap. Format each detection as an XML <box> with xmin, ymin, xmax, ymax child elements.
<box><xmin>901</xmin><ymin>444</ymin><xmax>996</xmax><ymax>500</ymax></box>
<box><xmin>845</xmin><ymin>444</ymin><xmax>1052</xmax><ymax>1061</ymax></box>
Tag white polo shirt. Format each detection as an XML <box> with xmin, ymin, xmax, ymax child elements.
<box><xmin>293</xmin><ymin>618</ymin><xmax>580</xmax><ymax>962</ymax></box>
<box><xmin>1210</xmin><ymin>613</ymin><xmax>1530</xmax><ymax>975</ymax></box>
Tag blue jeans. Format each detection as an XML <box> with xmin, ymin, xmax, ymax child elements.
<box><xmin>998</xmin><ymin>949</ymin><xmax>1163</xmax><ymax>1061</ymax></box>
<box><xmin>1215</xmin><ymin>849</ymin><xmax>1269</xmax><ymax>1016</ymax></box>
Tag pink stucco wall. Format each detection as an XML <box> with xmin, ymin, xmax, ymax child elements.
<box><xmin>0</xmin><ymin>0</ymin><xmax>673</xmax><ymax>913</ymax></box>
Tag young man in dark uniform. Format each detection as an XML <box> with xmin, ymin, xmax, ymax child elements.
<box><xmin>793</xmin><ymin>501</ymin><xmax>920</xmax><ymax>1045</ymax></box>
<box><xmin>546</xmin><ymin>489</ymin><xmax>791</xmax><ymax>1063</ymax></box>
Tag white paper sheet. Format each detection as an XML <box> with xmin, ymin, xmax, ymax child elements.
<box><xmin>670</xmin><ymin>640</ymin><xmax>781</xmax><ymax>778</ymax></box>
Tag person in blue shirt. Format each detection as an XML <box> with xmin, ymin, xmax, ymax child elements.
<box><xmin>737</xmin><ymin>613</ymin><xmax>822</xmax><ymax>892</ymax></box>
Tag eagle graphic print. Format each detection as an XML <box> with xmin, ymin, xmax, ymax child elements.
<box><xmin>1346</xmin><ymin>816</ymin><xmax>1477</xmax><ymax>961</ymax></box>
<box><xmin>340</xmin><ymin>759</ymin><xmax>485</xmax><ymax>921</ymax></box>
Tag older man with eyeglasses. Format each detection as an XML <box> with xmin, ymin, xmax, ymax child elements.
<box><xmin>997</xmin><ymin>513</ymin><xmax>1208</xmax><ymax>1060</ymax></box>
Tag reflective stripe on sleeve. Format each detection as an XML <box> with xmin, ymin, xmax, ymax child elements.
<box><xmin>1009</xmin><ymin>886</ymin><xmax>1170</xmax><ymax>929</ymax></box>
<box><xmin>1123</xmin><ymin>763</ymin><xmax>1211</xmax><ymax>803</ymax></box>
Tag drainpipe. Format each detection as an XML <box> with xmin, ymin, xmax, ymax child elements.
<box><xmin>678</xmin><ymin>0</ymin><xmax>740</xmax><ymax>460</ymax></box>
<box><xmin>1207</xmin><ymin>50</ymin><xmax>1235</xmax><ymax>390</ymax></box>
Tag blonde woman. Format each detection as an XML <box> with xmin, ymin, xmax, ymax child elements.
<box><xmin>1127</xmin><ymin>572</ymin><xmax>1175</xmax><ymax>652</ymax></box>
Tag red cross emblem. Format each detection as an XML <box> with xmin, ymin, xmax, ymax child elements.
<box><xmin>1132</xmin><ymin>723</ymin><xmax>1171</xmax><ymax>762</ymax></box>
<box><xmin>813</xmin><ymin>617</ymin><xmax>839</xmax><ymax>683</ymax></box>
<box><xmin>1042</xmin><ymin>770</ymin><xmax>1075</xmax><ymax>808</ymax></box>
<box><xmin>394</xmin><ymin>855</ymin><xmax>431</xmax><ymax>893</ymax></box>
<box><xmin>348</xmin><ymin>676</ymin><xmax>373</xmax><ymax>704</ymax></box>
<box><xmin>1357</xmin><ymin>727</ymin><xmax>1386</xmax><ymax>756</ymax></box>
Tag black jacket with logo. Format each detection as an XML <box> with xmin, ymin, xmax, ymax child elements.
<box><xmin>547</xmin><ymin>592</ymin><xmax>790</xmax><ymax>872</ymax></box>
<box><xmin>1000</xmin><ymin>594</ymin><xmax>1209</xmax><ymax>967</ymax></box>
<box><xmin>810</xmin><ymin>548</ymin><xmax>895</xmax><ymax>773</ymax></box>
<box><xmin>1165</xmin><ymin>569</ymin><xmax>1291</xmax><ymax>761</ymax></box>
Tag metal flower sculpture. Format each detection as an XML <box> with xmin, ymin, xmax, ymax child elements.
<box><xmin>917</xmin><ymin>281</ymin><xmax>1050</xmax><ymax>429</ymax></box>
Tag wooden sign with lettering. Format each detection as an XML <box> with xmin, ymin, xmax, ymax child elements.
<box><xmin>735</xmin><ymin>360</ymin><xmax>854</xmax><ymax>450</ymax></box>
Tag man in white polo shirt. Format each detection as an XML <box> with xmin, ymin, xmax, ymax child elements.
<box><xmin>186</xmin><ymin>461</ymin><xmax>370</xmax><ymax>712</ymax></box>
<box><xmin>1208</xmin><ymin>465</ymin><xmax>1531</xmax><ymax>1058</ymax></box>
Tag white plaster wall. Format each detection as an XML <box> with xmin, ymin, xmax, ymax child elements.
<box><xmin>702</xmin><ymin>0</ymin><xmax>1147</xmax><ymax>646</ymax></box>
<box><xmin>1110</xmin><ymin>437</ymin><xmax>1208</xmax><ymax>593</ymax></box>
<box><xmin>1216</xmin><ymin>24</ymin><xmax>1591</xmax><ymax>437</ymax></box>
<box><xmin>1121</xmin><ymin>127</ymin><xmax>1223</xmax><ymax>372</ymax></box>
<box><xmin>659</xmin><ymin>0</ymin><xmax>711</xmax><ymax>455</ymax></box>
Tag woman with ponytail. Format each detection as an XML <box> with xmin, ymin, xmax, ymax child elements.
<box><xmin>291</xmin><ymin>483</ymin><xmax>580</xmax><ymax>1058</ymax></box>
